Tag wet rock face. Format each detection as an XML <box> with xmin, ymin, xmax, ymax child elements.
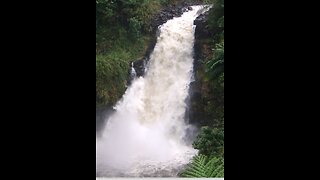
<box><xmin>151</xmin><ymin>1</ymin><xmax>203</xmax><ymax>33</ymax></box>
<box><xmin>193</xmin><ymin>11</ymin><xmax>211</xmax><ymax>71</ymax></box>
<box><xmin>132</xmin><ymin>58</ymin><xmax>147</xmax><ymax>77</ymax></box>
<box><xmin>188</xmin><ymin>11</ymin><xmax>211</xmax><ymax>126</ymax></box>
<box><xmin>152</xmin><ymin>7</ymin><xmax>184</xmax><ymax>30</ymax></box>
<box><xmin>194</xmin><ymin>11</ymin><xmax>212</xmax><ymax>39</ymax></box>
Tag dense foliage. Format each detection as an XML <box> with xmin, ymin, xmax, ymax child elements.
<box><xmin>96</xmin><ymin>0</ymin><xmax>166</xmax><ymax>107</ymax></box>
<box><xmin>180</xmin><ymin>126</ymin><xmax>224</xmax><ymax>177</ymax></box>
<box><xmin>96</xmin><ymin>0</ymin><xmax>183</xmax><ymax>53</ymax></box>
<box><xmin>198</xmin><ymin>0</ymin><xmax>224</xmax><ymax>127</ymax></box>
<box><xmin>180</xmin><ymin>154</ymin><xmax>224</xmax><ymax>177</ymax></box>
<box><xmin>193</xmin><ymin>126</ymin><xmax>224</xmax><ymax>158</ymax></box>
<box><xmin>206</xmin><ymin>41</ymin><xmax>224</xmax><ymax>79</ymax></box>
<box><xmin>205</xmin><ymin>0</ymin><xmax>224</xmax><ymax>80</ymax></box>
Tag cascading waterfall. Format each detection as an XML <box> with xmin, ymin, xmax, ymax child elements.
<box><xmin>96</xmin><ymin>5</ymin><xmax>210</xmax><ymax>177</ymax></box>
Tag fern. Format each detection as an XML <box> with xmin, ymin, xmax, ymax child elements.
<box><xmin>180</xmin><ymin>155</ymin><xmax>224</xmax><ymax>178</ymax></box>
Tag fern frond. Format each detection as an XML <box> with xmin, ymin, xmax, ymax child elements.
<box><xmin>180</xmin><ymin>155</ymin><xmax>224</xmax><ymax>178</ymax></box>
<box><xmin>205</xmin><ymin>157</ymin><xmax>221</xmax><ymax>176</ymax></box>
<box><xmin>209</xmin><ymin>163</ymin><xmax>224</xmax><ymax>177</ymax></box>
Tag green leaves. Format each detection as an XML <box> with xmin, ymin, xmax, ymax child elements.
<box><xmin>217</xmin><ymin>16</ymin><xmax>224</xmax><ymax>28</ymax></box>
<box><xmin>129</xmin><ymin>17</ymin><xmax>142</xmax><ymax>38</ymax></box>
<box><xmin>96</xmin><ymin>53</ymin><xmax>129</xmax><ymax>106</ymax></box>
<box><xmin>206</xmin><ymin>40</ymin><xmax>224</xmax><ymax>80</ymax></box>
<box><xmin>207</xmin><ymin>0</ymin><xmax>224</xmax><ymax>30</ymax></box>
<box><xmin>180</xmin><ymin>155</ymin><xmax>224</xmax><ymax>178</ymax></box>
<box><xmin>192</xmin><ymin>126</ymin><xmax>224</xmax><ymax>158</ymax></box>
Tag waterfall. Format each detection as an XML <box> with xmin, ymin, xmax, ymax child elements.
<box><xmin>96</xmin><ymin>5</ymin><xmax>210</xmax><ymax>177</ymax></box>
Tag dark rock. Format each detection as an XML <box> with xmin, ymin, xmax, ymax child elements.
<box><xmin>132</xmin><ymin>58</ymin><xmax>147</xmax><ymax>77</ymax></box>
<box><xmin>178</xmin><ymin>8</ymin><xmax>184</xmax><ymax>14</ymax></box>
<box><xmin>194</xmin><ymin>12</ymin><xmax>213</xmax><ymax>39</ymax></box>
<box><xmin>189</xmin><ymin>7</ymin><xmax>221</xmax><ymax>126</ymax></box>
<box><xmin>96</xmin><ymin>105</ymin><xmax>114</xmax><ymax>136</ymax></box>
<box><xmin>183</xmin><ymin>7</ymin><xmax>189</xmax><ymax>13</ymax></box>
<box><xmin>150</xmin><ymin>1</ymin><xmax>204</xmax><ymax>32</ymax></box>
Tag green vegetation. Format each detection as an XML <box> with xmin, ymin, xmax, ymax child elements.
<box><xmin>205</xmin><ymin>0</ymin><xmax>224</xmax><ymax>129</ymax></box>
<box><xmin>206</xmin><ymin>41</ymin><xmax>224</xmax><ymax>80</ymax></box>
<box><xmin>180</xmin><ymin>0</ymin><xmax>224</xmax><ymax>177</ymax></box>
<box><xmin>180</xmin><ymin>126</ymin><xmax>224</xmax><ymax>177</ymax></box>
<box><xmin>193</xmin><ymin>126</ymin><xmax>224</xmax><ymax>158</ymax></box>
<box><xmin>96</xmin><ymin>0</ymin><xmax>166</xmax><ymax>107</ymax></box>
<box><xmin>180</xmin><ymin>154</ymin><xmax>224</xmax><ymax>178</ymax></box>
<box><xmin>194</xmin><ymin>0</ymin><xmax>224</xmax><ymax>128</ymax></box>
